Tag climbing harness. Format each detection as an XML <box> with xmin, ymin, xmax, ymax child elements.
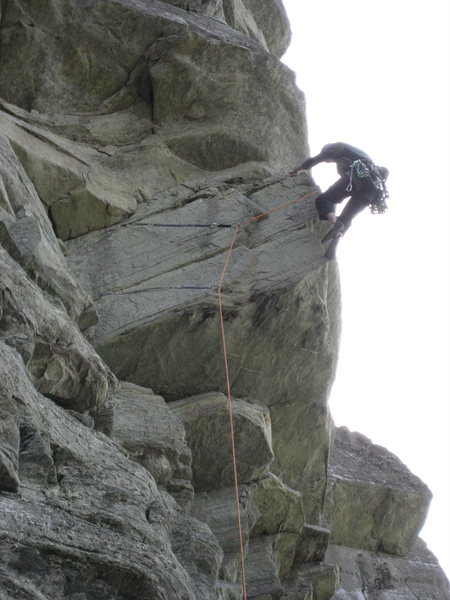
<box><xmin>345</xmin><ymin>159</ymin><xmax>389</xmax><ymax>214</ymax></box>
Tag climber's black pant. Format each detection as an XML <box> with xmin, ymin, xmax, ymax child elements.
<box><xmin>316</xmin><ymin>176</ymin><xmax>378</xmax><ymax>230</ymax></box>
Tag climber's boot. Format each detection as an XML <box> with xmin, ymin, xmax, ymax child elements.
<box><xmin>322</xmin><ymin>219</ymin><xmax>346</xmax><ymax>243</ymax></box>
<box><xmin>324</xmin><ymin>236</ymin><xmax>341</xmax><ymax>260</ymax></box>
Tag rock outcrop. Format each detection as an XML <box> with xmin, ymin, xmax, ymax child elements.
<box><xmin>0</xmin><ymin>1</ymin><xmax>449</xmax><ymax>599</ymax></box>
<box><xmin>327</xmin><ymin>540</ymin><xmax>450</xmax><ymax>600</ymax></box>
<box><xmin>325</xmin><ymin>427</ymin><xmax>432</xmax><ymax>557</ymax></box>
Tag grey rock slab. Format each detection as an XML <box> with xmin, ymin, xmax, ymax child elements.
<box><xmin>1</xmin><ymin>104</ymin><xmax>204</xmax><ymax>240</ymax></box>
<box><xmin>0</xmin><ymin>0</ymin><xmax>308</xmax><ymax>175</ymax></box>
<box><xmin>1</xmin><ymin>246</ymin><xmax>115</xmax><ymax>412</ymax></box>
<box><xmin>0</xmin><ymin>0</ymin><xmax>309</xmax><ymax>251</ymax></box>
<box><xmin>67</xmin><ymin>184</ymin><xmax>259</xmax><ymax>300</ymax></box>
<box><xmin>0</xmin><ymin>395</ymin><xmax>20</xmax><ymax>493</ymax></box>
<box><xmin>171</xmin><ymin>392</ymin><xmax>273</xmax><ymax>491</ymax></box>
<box><xmin>293</xmin><ymin>523</ymin><xmax>331</xmax><ymax>566</ymax></box>
<box><xmin>171</xmin><ymin>507</ymin><xmax>224</xmax><ymax>600</ymax></box>
<box><xmin>94</xmin><ymin>381</ymin><xmax>194</xmax><ymax>508</ymax></box>
<box><xmin>249</xmin><ymin>473</ymin><xmax>307</xmax><ymax>577</ymax></box>
<box><xmin>246</xmin><ymin>535</ymin><xmax>283</xmax><ymax>598</ymax></box>
<box><xmin>149</xmin><ymin>23</ymin><xmax>307</xmax><ymax>173</ymax></box>
<box><xmin>67</xmin><ymin>176</ymin><xmax>338</xmax><ymax>521</ymax></box>
<box><xmin>0</xmin><ymin>342</ymin><xmax>221</xmax><ymax>600</ymax></box>
<box><xmin>159</xmin><ymin>0</ymin><xmax>290</xmax><ymax>57</ymax></box>
<box><xmin>0</xmin><ymin>128</ymin><xmax>91</xmax><ymax>318</ymax></box>
<box><xmin>326</xmin><ymin>540</ymin><xmax>450</xmax><ymax>600</ymax></box>
<box><xmin>249</xmin><ymin>473</ymin><xmax>305</xmax><ymax>538</ymax></box>
<box><xmin>325</xmin><ymin>427</ymin><xmax>432</xmax><ymax>556</ymax></box>
<box><xmin>282</xmin><ymin>563</ymin><xmax>340</xmax><ymax>600</ymax></box>
<box><xmin>222</xmin><ymin>0</ymin><xmax>269</xmax><ymax>51</ymax></box>
<box><xmin>241</xmin><ymin>0</ymin><xmax>291</xmax><ymax>57</ymax></box>
<box><xmin>191</xmin><ymin>486</ymin><xmax>251</xmax><ymax>581</ymax></box>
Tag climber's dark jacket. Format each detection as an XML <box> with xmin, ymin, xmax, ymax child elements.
<box><xmin>302</xmin><ymin>142</ymin><xmax>374</xmax><ymax>177</ymax></box>
<box><xmin>301</xmin><ymin>142</ymin><xmax>383</xmax><ymax>229</ymax></box>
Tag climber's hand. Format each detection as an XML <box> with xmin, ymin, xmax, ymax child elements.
<box><xmin>289</xmin><ymin>167</ymin><xmax>305</xmax><ymax>176</ymax></box>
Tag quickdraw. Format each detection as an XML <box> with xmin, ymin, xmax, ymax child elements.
<box><xmin>346</xmin><ymin>159</ymin><xmax>371</xmax><ymax>192</ymax></box>
<box><xmin>346</xmin><ymin>159</ymin><xmax>389</xmax><ymax>214</ymax></box>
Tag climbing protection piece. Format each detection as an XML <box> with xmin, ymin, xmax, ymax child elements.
<box><xmin>346</xmin><ymin>159</ymin><xmax>389</xmax><ymax>214</ymax></box>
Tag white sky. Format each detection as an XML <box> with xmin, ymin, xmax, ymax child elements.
<box><xmin>282</xmin><ymin>0</ymin><xmax>450</xmax><ymax>579</ymax></box>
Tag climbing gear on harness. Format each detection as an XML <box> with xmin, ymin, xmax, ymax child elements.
<box><xmin>345</xmin><ymin>159</ymin><xmax>389</xmax><ymax>214</ymax></box>
<box><xmin>368</xmin><ymin>165</ymin><xmax>389</xmax><ymax>214</ymax></box>
<box><xmin>346</xmin><ymin>159</ymin><xmax>367</xmax><ymax>191</ymax></box>
<box><xmin>346</xmin><ymin>159</ymin><xmax>372</xmax><ymax>191</ymax></box>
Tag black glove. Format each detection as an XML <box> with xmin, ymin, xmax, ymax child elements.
<box><xmin>301</xmin><ymin>157</ymin><xmax>315</xmax><ymax>170</ymax></box>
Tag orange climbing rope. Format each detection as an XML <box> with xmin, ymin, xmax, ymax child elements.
<box><xmin>216</xmin><ymin>224</ymin><xmax>247</xmax><ymax>598</ymax></box>
<box><xmin>215</xmin><ymin>187</ymin><xmax>319</xmax><ymax>600</ymax></box>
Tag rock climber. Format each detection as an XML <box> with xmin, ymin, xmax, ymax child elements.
<box><xmin>291</xmin><ymin>142</ymin><xmax>389</xmax><ymax>258</ymax></box>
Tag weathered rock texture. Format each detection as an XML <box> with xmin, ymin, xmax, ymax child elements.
<box><xmin>327</xmin><ymin>540</ymin><xmax>450</xmax><ymax>600</ymax></box>
<box><xmin>326</xmin><ymin>427</ymin><xmax>432</xmax><ymax>556</ymax></box>
<box><xmin>67</xmin><ymin>174</ymin><xmax>338</xmax><ymax>526</ymax></box>
<box><xmin>0</xmin><ymin>1</ymin><xmax>449</xmax><ymax>599</ymax></box>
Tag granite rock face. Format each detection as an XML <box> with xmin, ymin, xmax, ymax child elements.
<box><xmin>94</xmin><ymin>381</ymin><xmax>194</xmax><ymax>508</ymax></box>
<box><xmin>1</xmin><ymin>246</ymin><xmax>114</xmax><ymax>412</ymax></box>
<box><xmin>327</xmin><ymin>540</ymin><xmax>450</xmax><ymax>600</ymax></box>
<box><xmin>159</xmin><ymin>0</ymin><xmax>291</xmax><ymax>56</ymax></box>
<box><xmin>0</xmin><ymin>0</ymin><xmax>306</xmax><ymax>242</ymax></box>
<box><xmin>171</xmin><ymin>393</ymin><xmax>274</xmax><ymax>491</ymax></box>
<box><xmin>1</xmin><ymin>0</ymin><xmax>449</xmax><ymax>599</ymax></box>
<box><xmin>67</xmin><ymin>175</ymin><xmax>339</xmax><ymax>524</ymax></box>
<box><xmin>325</xmin><ymin>427</ymin><xmax>433</xmax><ymax>556</ymax></box>
<box><xmin>0</xmin><ymin>342</ymin><xmax>222</xmax><ymax>600</ymax></box>
<box><xmin>0</xmin><ymin>125</ymin><xmax>91</xmax><ymax>319</ymax></box>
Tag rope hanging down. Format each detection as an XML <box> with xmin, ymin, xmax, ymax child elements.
<box><xmin>100</xmin><ymin>186</ymin><xmax>319</xmax><ymax>600</ymax></box>
<box><xmin>215</xmin><ymin>187</ymin><xmax>318</xmax><ymax>600</ymax></box>
<box><xmin>216</xmin><ymin>224</ymin><xmax>247</xmax><ymax>599</ymax></box>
